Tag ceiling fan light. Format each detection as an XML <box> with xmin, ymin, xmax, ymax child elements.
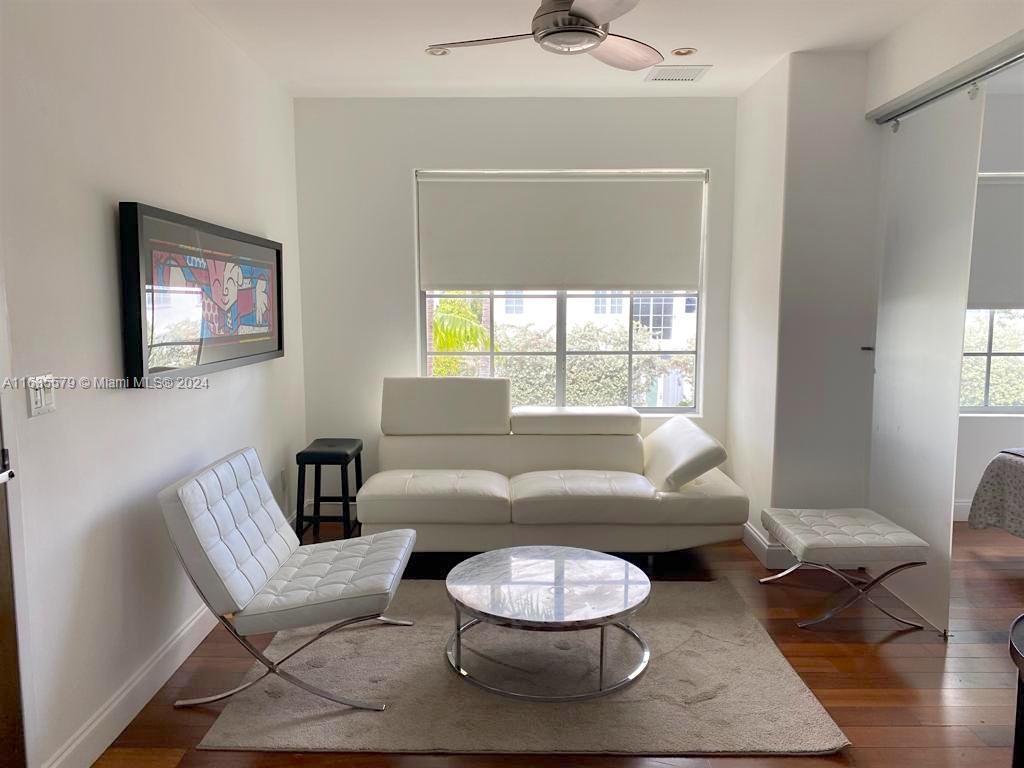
<box><xmin>536</xmin><ymin>27</ymin><xmax>604</xmax><ymax>55</ymax></box>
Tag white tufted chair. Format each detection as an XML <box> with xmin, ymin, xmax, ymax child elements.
<box><xmin>159</xmin><ymin>447</ymin><xmax>416</xmax><ymax>710</ymax></box>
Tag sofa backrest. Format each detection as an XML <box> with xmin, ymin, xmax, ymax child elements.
<box><xmin>379</xmin><ymin>434</ymin><xmax>644</xmax><ymax>475</ymax></box>
<box><xmin>378</xmin><ymin>378</ymin><xmax>643</xmax><ymax>474</ymax></box>
<box><xmin>643</xmin><ymin>416</ymin><xmax>728</xmax><ymax>491</ymax></box>
<box><xmin>382</xmin><ymin>377</ymin><xmax>511</xmax><ymax>435</ymax></box>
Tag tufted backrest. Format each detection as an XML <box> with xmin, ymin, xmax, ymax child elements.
<box><xmin>158</xmin><ymin>448</ymin><xmax>299</xmax><ymax>615</ymax></box>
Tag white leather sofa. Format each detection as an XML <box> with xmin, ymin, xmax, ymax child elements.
<box><xmin>357</xmin><ymin>377</ymin><xmax>748</xmax><ymax>552</ymax></box>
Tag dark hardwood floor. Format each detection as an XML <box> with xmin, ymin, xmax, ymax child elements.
<box><xmin>95</xmin><ymin>523</ymin><xmax>1023</xmax><ymax>768</ymax></box>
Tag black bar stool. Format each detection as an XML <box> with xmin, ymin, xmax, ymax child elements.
<box><xmin>295</xmin><ymin>438</ymin><xmax>363</xmax><ymax>540</ymax></box>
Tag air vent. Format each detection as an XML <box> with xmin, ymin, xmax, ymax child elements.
<box><xmin>645</xmin><ymin>65</ymin><xmax>711</xmax><ymax>83</ymax></box>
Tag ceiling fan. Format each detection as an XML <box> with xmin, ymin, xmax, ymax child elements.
<box><xmin>426</xmin><ymin>0</ymin><xmax>663</xmax><ymax>72</ymax></box>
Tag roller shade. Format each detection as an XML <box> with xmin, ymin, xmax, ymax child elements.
<box><xmin>416</xmin><ymin>170</ymin><xmax>706</xmax><ymax>290</ymax></box>
<box><xmin>968</xmin><ymin>177</ymin><xmax>1024</xmax><ymax>309</ymax></box>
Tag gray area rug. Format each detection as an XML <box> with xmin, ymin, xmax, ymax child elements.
<box><xmin>201</xmin><ymin>580</ymin><xmax>847</xmax><ymax>755</ymax></box>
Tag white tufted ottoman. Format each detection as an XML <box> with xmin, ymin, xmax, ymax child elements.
<box><xmin>760</xmin><ymin>507</ymin><xmax>929</xmax><ymax>629</ymax></box>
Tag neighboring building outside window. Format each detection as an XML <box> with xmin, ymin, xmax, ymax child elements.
<box><xmin>633</xmin><ymin>294</ymin><xmax>674</xmax><ymax>340</ymax></box>
<box><xmin>423</xmin><ymin>289</ymin><xmax>699</xmax><ymax>411</ymax></box>
<box><xmin>503</xmin><ymin>290</ymin><xmax>524</xmax><ymax>314</ymax></box>
<box><xmin>593</xmin><ymin>291</ymin><xmax>624</xmax><ymax>315</ymax></box>
<box><xmin>960</xmin><ymin>308</ymin><xmax>1024</xmax><ymax>410</ymax></box>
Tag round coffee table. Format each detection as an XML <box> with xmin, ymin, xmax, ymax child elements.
<box><xmin>445</xmin><ymin>545</ymin><xmax>651</xmax><ymax>702</ymax></box>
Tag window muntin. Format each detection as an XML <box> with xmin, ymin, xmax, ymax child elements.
<box><xmin>960</xmin><ymin>309</ymin><xmax>1024</xmax><ymax>411</ymax></box>
<box><xmin>423</xmin><ymin>289</ymin><xmax>699</xmax><ymax>412</ymax></box>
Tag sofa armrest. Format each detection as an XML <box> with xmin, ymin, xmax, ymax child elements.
<box><xmin>643</xmin><ymin>416</ymin><xmax>728</xmax><ymax>491</ymax></box>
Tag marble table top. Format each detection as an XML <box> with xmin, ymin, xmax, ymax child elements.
<box><xmin>445</xmin><ymin>546</ymin><xmax>651</xmax><ymax>629</ymax></box>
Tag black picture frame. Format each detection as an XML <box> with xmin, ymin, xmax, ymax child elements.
<box><xmin>118</xmin><ymin>203</ymin><xmax>284</xmax><ymax>387</ymax></box>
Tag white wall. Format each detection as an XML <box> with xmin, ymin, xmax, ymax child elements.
<box><xmin>726</xmin><ymin>57</ymin><xmax>789</xmax><ymax>548</ymax></box>
<box><xmin>294</xmin><ymin>97</ymin><xmax>737</xmax><ymax>477</ymax></box>
<box><xmin>0</xmin><ymin>3</ymin><xmax>307</xmax><ymax>766</ymax></box>
<box><xmin>956</xmin><ymin>416</ymin><xmax>1024</xmax><ymax>517</ymax></box>
<box><xmin>772</xmin><ymin>53</ymin><xmax>882</xmax><ymax>510</ymax></box>
<box><xmin>728</xmin><ymin>53</ymin><xmax>884</xmax><ymax>563</ymax></box>
<box><xmin>866</xmin><ymin>1</ymin><xmax>1024</xmax><ymax>114</ymax></box>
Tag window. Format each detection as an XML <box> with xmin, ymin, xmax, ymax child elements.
<box><xmin>961</xmin><ymin>309</ymin><xmax>1024</xmax><ymax>410</ymax></box>
<box><xmin>593</xmin><ymin>291</ymin><xmax>623</xmax><ymax>315</ymax></box>
<box><xmin>633</xmin><ymin>294</ymin><xmax>674</xmax><ymax>339</ymax></box>
<box><xmin>423</xmin><ymin>289</ymin><xmax>699</xmax><ymax>411</ymax></box>
<box><xmin>503</xmin><ymin>290</ymin><xmax>524</xmax><ymax>315</ymax></box>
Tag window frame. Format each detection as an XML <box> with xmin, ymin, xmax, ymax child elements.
<box><xmin>961</xmin><ymin>308</ymin><xmax>1024</xmax><ymax>414</ymax></box>
<box><xmin>420</xmin><ymin>289</ymin><xmax>700</xmax><ymax>413</ymax></box>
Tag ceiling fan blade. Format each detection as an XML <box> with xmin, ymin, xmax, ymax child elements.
<box><xmin>589</xmin><ymin>34</ymin><xmax>662</xmax><ymax>71</ymax></box>
<box><xmin>570</xmin><ymin>0</ymin><xmax>641</xmax><ymax>25</ymax></box>
<box><xmin>426</xmin><ymin>34</ymin><xmax>534</xmax><ymax>53</ymax></box>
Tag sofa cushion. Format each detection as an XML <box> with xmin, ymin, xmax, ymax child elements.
<box><xmin>656</xmin><ymin>468</ymin><xmax>750</xmax><ymax>525</ymax></box>
<box><xmin>643</xmin><ymin>416</ymin><xmax>727</xmax><ymax>491</ymax></box>
<box><xmin>357</xmin><ymin>469</ymin><xmax>511</xmax><ymax>524</ymax></box>
<box><xmin>511</xmin><ymin>470</ymin><xmax>658</xmax><ymax>524</ymax></box>
<box><xmin>381</xmin><ymin>377</ymin><xmax>510</xmax><ymax>435</ymax></box>
<box><xmin>511</xmin><ymin>406</ymin><xmax>641</xmax><ymax>435</ymax></box>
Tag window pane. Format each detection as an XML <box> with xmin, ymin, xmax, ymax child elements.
<box><xmin>632</xmin><ymin>293</ymin><xmax>696</xmax><ymax>351</ymax></box>
<box><xmin>989</xmin><ymin>357</ymin><xmax>1024</xmax><ymax>407</ymax></box>
<box><xmin>632</xmin><ymin>354</ymin><xmax>696</xmax><ymax>408</ymax></box>
<box><xmin>496</xmin><ymin>355</ymin><xmax>556</xmax><ymax>406</ymax></box>
<box><xmin>494</xmin><ymin>297</ymin><xmax>556</xmax><ymax>352</ymax></box>
<box><xmin>567</xmin><ymin>297</ymin><xmax>628</xmax><ymax>351</ymax></box>
<box><xmin>963</xmin><ymin>310</ymin><xmax>990</xmax><ymax>353</ymax></box>
<box><xmin>992</xmin><ymin>310</ymin><xmax>1024</xmax><ymax>353</ymax></box>
<box><xmin>425</xmin><ymin>295</ymin><xmax>490</xmax><ymax>353</ymax></box>
<box><xmin>426</xmin><ymin>355</ymin><xmax>490</xmax><ymax>377</ymax></box>
<box><xmin>565</xmin><ymin>354</ymin><xmax>628</xmax><ymax>406</ymax></box>
<box><xmin>959</xmin><ymin>356</ymin><xmax>987</xmax><ymax>407</ymax></box>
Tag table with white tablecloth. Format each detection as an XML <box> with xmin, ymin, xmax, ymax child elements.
<box><xmin>969</xmin><ymin>449</ymin><xmax>1024</xmax><ymax>537</ymax></box>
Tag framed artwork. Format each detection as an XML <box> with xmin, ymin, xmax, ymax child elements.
<box><xmin>119</xmin><ymin>203</ymin><xmax>283</xmax><ymax>385</ymax></box>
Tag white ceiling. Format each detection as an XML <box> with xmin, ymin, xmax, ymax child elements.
<box><xmin>195</xmin><ymin>0</ymin><xmax>935</xmax><ymax>97</ymax></box>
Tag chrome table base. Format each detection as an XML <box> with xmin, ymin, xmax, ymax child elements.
<box><xmin>760</xmin><ymin>560</ymin><xmax>926</xmax><ymax>629</ymax></box>
<box><xmin>445</xmin><ymin>610</ymin><xmax>650</xmax><ymax>702</ymax></box>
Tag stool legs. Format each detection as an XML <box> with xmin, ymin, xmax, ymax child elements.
<box><xmin>313</xmin><ymin>465</ymin><xmax>322</xmax><ymax>541</ymax></box>
<box><xmin>295</xmin><ymin>464</ymin><xmax>306</xmax><ymax>539</ymax></box>
<box><xmin>341</xmin><ymin>461</ymin><xmax>352</xmax><ymax>538</ymax></box>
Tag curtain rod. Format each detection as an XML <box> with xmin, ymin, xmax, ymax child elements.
<box><xmin>868</xmin><ymin>41</ymin><xmax>1024</xmax><ymax>126</ymax></box>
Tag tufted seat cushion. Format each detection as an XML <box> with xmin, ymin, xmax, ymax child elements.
<box><xmin>232</xmin><ymin>529</ymin><xmax>415</xmax><ymax>635</ymax></box>
<box><xmin>762</xmin><ymin>507</ymin><xmax>930</xmax><ymax>566</ymax></box>
<box><xmin>511</xmin><ymin>470</ymin><xmax>659</xmax><ymax>524</ymax></box>
<box><xmin>357</xmin><ymin>469</ymin><xmax>511</xmax><ymax>524</ymax></box>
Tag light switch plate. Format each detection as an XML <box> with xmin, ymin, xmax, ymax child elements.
<box><xmin>27</xmin><ymin>374</ymin><xmax>56</xmax><ymax>417</ymax></box>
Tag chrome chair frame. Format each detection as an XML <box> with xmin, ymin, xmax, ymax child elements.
<box><xmin>760</xmin><ymin>560</ymin><xmax>926</xmax><ymax>629</ymax></box>
<box><xmin>171</xmin><ymin>548</ymin><xmax>413</xmax><ymax>711</ymax></box>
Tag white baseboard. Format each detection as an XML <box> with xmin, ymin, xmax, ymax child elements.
<box><xmin>954</xmin><ymin>500</ymin><xmax>971</xmax><ymax>522</ymax></box>
<box><xmin>41</xmin><ymin>605</ymin><xmax>217</xmax><ymax>768</ymax></box>
<box><xmin>743</xmin><ymin>521</ymin><xmax>796</xmax><ymax>569</ymax></box>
